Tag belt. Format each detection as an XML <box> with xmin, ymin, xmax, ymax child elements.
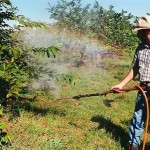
<box><xmin>140</xmin><ymin>81</ymin><xmax>150</xmax><ymax>86</ymax></box>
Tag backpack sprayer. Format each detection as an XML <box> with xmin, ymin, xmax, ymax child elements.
<box><xmin>58</xmin><ymin>84</ymin><xmax>149</xmax><ymax>150</ymax></box>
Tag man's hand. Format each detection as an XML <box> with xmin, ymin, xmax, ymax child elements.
<box><xmin>111</xmin><ymin>84</ymin><xmax>125</xmax><ymax>93</ymax></box>
<box><xmin>111</xmin><ymin>84</ymin><xmax>123</xmax><ymax>90</ymax></box>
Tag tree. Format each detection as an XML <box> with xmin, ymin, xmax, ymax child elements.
<box><xmin>0</xmin><ymin>0</ymin><xmax>61</xmax><ymax>146</ymax></box>
<box><xmin>48</xmin><ymin>0</ymin><xmax>138</xmax><ymax>50</ymax></box>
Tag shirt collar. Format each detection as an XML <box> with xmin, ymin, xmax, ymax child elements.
<box><xmin>140</xmin><ymin>42</ymin><xmax>150</xmax><ymax>49</ymax></box>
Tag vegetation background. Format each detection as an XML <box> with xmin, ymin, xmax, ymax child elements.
<box><xmin>0</xmin><ymin>0</ymin><xmax>150</xmax><ymax>149</ymax></box>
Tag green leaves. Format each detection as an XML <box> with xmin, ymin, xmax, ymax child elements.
<box><xmin>13</xmin><ymin>15</ymin><xmax>47</xmax><ymax>28</ymax></box>
<box><xmin>48</xmin><ymin>46</ymin><xmax>60</xmax><ymax>58</ymax></box>
<box><xmin>56</xmin><ymin>74</ymin><xmax>77</xmax><ymax>85</ymax></box>
<box><xmin>0</xmin><ymin>121</ymin><xmax>13</xmax><ymax>146</ymax></box>
<box><xmin>0</xmin><ymin>1</ymin><xmax>51</xmax><ymax>147</ymax></box>
<box><xmin>48</xmin><ymin>0</ymin><xmax>137</xmax><ymax>50</ymax></box>
<box><xmin>0</xmin><ymin>122</ymin><xmax>6</xmax><ymax>131</ymax></box>
<box><xmin>0</xmin><ymin>64</ymin><xmax>5</xmax><ymax>71</ymax></box>
<box><xmin>1</xmin><ymin>0</ymin><xmax>11</xmax><ymax>5</ymax></box>
<box><xmin>48</xmin><ymin>0</ymin><xmax>91</xmax><ymax>31</ymax></box>
<box><xmin>32</xmin><ymin>46</ymin><xmax>61</xmax><ymax>58</ymax></box>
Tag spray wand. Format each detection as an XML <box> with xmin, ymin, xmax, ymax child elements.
<box><xmin>68</xmin><ymin>84</ymin><xmax>147</xmax><ymax>100</ymax></box>
<box><xmin>58</xmin><ymin>84</ymin><xmax>147</xmax><ymax>100</ymax></box>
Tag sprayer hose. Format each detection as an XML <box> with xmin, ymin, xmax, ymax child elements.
<box><xmin>113</xmin><ymin>85</ymin><xmax>149</xmax><ymax>149</ymax></box>
<box><xmin>135</xmin><ymin>85</ymin><xmax>149</xmax><ymax>150</ymax></box>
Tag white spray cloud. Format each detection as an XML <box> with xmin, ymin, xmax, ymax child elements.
<box><xmin>22</xmin><ymin>27</ymin><xmax>115</xmax><ymax>95</ymax></box>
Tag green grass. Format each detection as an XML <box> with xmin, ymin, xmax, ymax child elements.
<box><xmin>5</xmin><ymin>56</ymin><xmax>146</xmax><ymax>150</ymax></box>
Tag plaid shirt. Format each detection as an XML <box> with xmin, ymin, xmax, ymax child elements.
<box><xmin>132</xmin><ymin>42</ymin><xmax>150</xmax><ymax>82</ymax></box>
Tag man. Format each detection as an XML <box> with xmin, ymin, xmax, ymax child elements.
<box><xmin>111</xmin><ymin>15</ymin><xmax>150</xmax><ymax>150</ymax></box>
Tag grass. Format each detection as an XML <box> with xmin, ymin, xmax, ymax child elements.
<box><xmin>5</xmin><ymin>61</ymin><xmax>134</xmax><ymax>149</ymax></box>
<box><xmin>3</xmin><ymin>28</ymin><xmax>150</xmax><ymax>150</ymax></box>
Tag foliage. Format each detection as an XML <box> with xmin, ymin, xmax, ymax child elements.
<box><xmin>56</xmin><ymin>74</ymin><xmax>77</xmax><ymax>85</ymax></box>
<box><xmin>0</xmin><ymin>0</ymin><xmax>64</xmax><ymax>147</ymax></box>
<box><xmin>48</xmin><ymin>0</ymin><xmax>139</xmax><ymax>51</ymax></box>
<box><xmin>48</xmin><ymin>0</ymin><xmax>90</xmax><ymax>31</ymax></box>
<box><xmin>0</xmin><ymin>122</ymin><xmax>12</xmax><ymax>147</ymax></box>
<box><xmin>0</xmin><ymin>107</ymin><xmax>13</xmax><ymax>147</ymax></box>
<box><xmin>0</xmin><ymin>0</ymin><xmax>62</xmax><ymax>102</ymax></box>
<box><xmin>32</xmin><ymin>46</ymin><xmax>60</xmax><ymax>58</ymax></box>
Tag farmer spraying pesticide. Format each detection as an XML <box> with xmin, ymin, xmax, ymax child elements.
<box><xmin>111</xmin><ymin>15</ymin><xmax>150</xmax><ymax>150</ymax></box>
<box><xmin>58</xmin><ymin>14</ymin><xmax>150</xmax><ymax>150</ymax></box>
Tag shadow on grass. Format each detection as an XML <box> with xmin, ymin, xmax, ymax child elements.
<box><xmin>13</xmin><ymin>96</ymin><xmax>67</xmax><ymax>117</ymax></box>
<box><xmin>103</xmin><ymin>99</ymin><xmax>114</xmax><ymax>107</ymax></box>
<box><xmin>91</xmin><ymin>115</ymin><xmax>129</xmax><ymax>149</ymax></box>
<box><xmin>22</xmin><ymin>102</ymin><xmax>66</xmax><ymax>117</ymax></box>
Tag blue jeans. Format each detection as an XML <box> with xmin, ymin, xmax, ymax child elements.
<box><xmin>128</xmin><ymin>90</ymin><xmax>150</xmax><ymax>147</ymax></box>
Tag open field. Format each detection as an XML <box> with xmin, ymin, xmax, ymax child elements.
<box><xmin>3</xmin><ymin>27</ymin><xmax>150</xmax><ymax>150</ymax></box>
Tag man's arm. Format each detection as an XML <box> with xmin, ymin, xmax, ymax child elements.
<box><xmin>111</xmin><ymin>68</ymin><xmax>138</xmax><ymax>90</ymax></box>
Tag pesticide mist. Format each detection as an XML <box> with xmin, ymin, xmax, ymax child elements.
<box><xmin>22</xmin><ymin>27</ymin><xmax>117</xmax><ymax>96</ymax></box>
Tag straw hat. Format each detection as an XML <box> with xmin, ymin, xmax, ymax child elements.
<box><xmin>134</xmin><ymin>15</ymin><xmax>150</xmax><ymax>31</ymax></box>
